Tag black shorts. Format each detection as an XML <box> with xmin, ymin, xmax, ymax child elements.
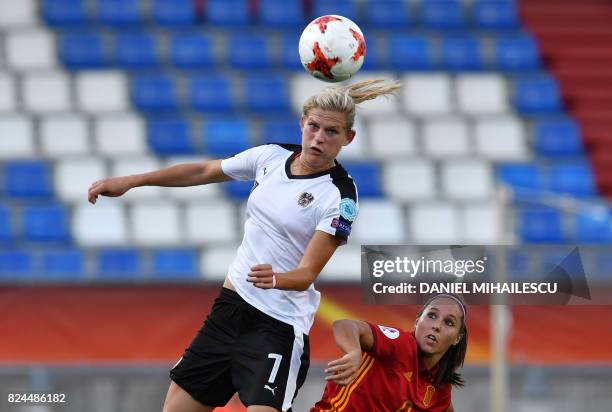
<box><xmin>170</xmin><ymin>287</ymin><xmax>310</xmax><ymax>411</ymax></box>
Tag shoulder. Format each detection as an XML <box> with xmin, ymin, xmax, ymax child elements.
<box><xmin>367</xmin><ymin>323</ymin><xmax>415</xmax><ymax>359</ymax></box>
<box><xmin>329</xmin><ymin>162</ymin><xmax>358</xmax><ymax>203</ymax></box>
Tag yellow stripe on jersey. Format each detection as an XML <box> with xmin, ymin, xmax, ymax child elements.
<box><xmin>325</xmin><ymin>353</ymin><xmax>369</xmax><ymax>408</ymax></box>
<box><xmin>334</xmin><ymin>355</ymin><xmax>375</xmax><ymax>411</ymax></box>
<box><xmin>324</xmin><ymin>353</ymin><xmax>375</xmax><ymax>412</ymax></box>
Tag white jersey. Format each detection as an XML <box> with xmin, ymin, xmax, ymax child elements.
<box><xmin>221</xmin><ymin>144</ymin><xmax>358</xmax><ymax>334</ymax></box>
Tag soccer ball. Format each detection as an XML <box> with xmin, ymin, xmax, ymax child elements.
<box><xmin>298</xmin><ymin>15</ymin><xmax>366</xmax><ymax>83</ymax></box>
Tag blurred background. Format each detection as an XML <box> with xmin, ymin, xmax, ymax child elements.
<box><xmin>1</xmin><ymin>0</ymin><xmax>612</xmax><ymax>411</ymax></box>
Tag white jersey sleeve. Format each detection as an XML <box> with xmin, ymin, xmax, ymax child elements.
<box><xmin>220</xmin><ymin>145</ymin><xmax>276</xmax><ymax>181</ymax></box>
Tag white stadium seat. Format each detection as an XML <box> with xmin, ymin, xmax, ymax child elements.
<box><xmin>474</xmin><ymin>116</ymin><xmax>528</xmax><ymax>160</ymax></box>
<box><xmin>0</xmin><ymin>0</ymin><xmax>37</xmax><ymax>28</ymax></box>
<box><xmin>383</xmin><ymin>159</ymin><xmax>436</xmax><ymax>201</ymax></box>
<box><xmin>163</xmin><ymin>157</ymin><xmax>222</xmax><ymax>199</ymax></box>
<box><xmin>40</xmin><ymin>114</ymin><xmax>90</xmax><ymax>157</ymax></box>
<box><xmin>338</xmin><ymin>118</ymin><xmax>368</xmax><ymax>160</ymax></box>
<box><xmin>349</xmin><ymin>72</ymin><xmax>401</xmax><ymax>116</ymax></box>
<box><xmin>352</xmin><ymin>200</ymin><xmax>405</xmax><ymax>244</ymax></box>
<box><xmin>319</xmin><ymin>245</ymin><xmax>361</xmax><ymax>281</ymax></box>
<box><xmin>111</xmin><ymin>157</ymin><xmax>163</xmax><ymax>201</ymax></box>
<box><xmin>55</xmin><ymin>158</ymin><xmax>107</xmax><ymax>202</ymax></box>
<box><xmin>185</xmin><ymin>201</ymin><xmax>237</xmax><ymax>244</ymax></box>
<box><xmin>130</xmin><ymin>202</ymin><xmax>181</xmax><ymax>246</ymax></box>
<box><xmin>0</xmin><ymin>115</ymin><xmax>34</xmax><ymax>158</ymax></box>
<box><xmin>0</xmin><ymin>72</ymin><xmax>17</xmax><ymax>112</ymax></box>
<box><xmin>22</xmin><ymin>72</ymin><xmax>71</xmax><ymax>113</ymax></box>
<box><xmin>76</xmin><ymin>72</ymin><xmax>128</xmax><ymax>113</ymax></box>
<box><xmin>462</xmin><ymin>203</ymin><xmax>500</xmax><ymax>243</ymax></box>
<box><xmin>94</xmin><ymin>114</ymin><xmax>147</xmax><ymax>155</ymax></box>
<box><xmin>368</xmin><ymin>116</ymin><xmax>417</xmax><ymax>159</ymax></box>
<box><xmin>403</xmin><ymin>74</ymin><xmax>453</xmax><ymax>116</ymax></box>
<box><xmin>409</xmin><ymin>203</ymin><xmax>461</xmax><ymax>244</ymax></box>
<box><xmin>456</xmin><ymin>74</ymin><xmax>508</xmax><ymax>115</ymax></box>
<box><xmin>5</xmin><ymin>29</ymin><xmax>56</xmax><ymax>70</ymax></box>
<box><xmin>441</xmin><ymin>160</ymin><xmax>493</xmax><ymax>200</ymax></box>
<box><xmin>290</xmin><ymin>75</ymin><xmax>328</xmax><ymax>113</ymax></box>
<box><xmin>200</xmin><ymin>245</ymin><xmax>240</xmax><ymax>281</ymax></box>
<box><xmin>73</xmin><ymin>201</ymin><xmax>128</xmax><ymax>246</ymax></box>
<box><xmin>422</xmin><ymin>117</ymin><xmax>470</xmax><ymax>158</ymax></box>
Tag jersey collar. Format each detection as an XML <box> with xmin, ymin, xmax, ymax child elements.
<box><xmin>285</xmin><ymin>150</ymin><xmax>341</xmax><ymax>180</ymax></box>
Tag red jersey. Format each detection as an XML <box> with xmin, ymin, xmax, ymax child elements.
<box><xmin>311</xmin><ymin>323</ymin><xmax>452</xmax><ymax>412</ymax></box>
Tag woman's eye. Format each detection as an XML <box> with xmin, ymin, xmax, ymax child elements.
<box><xmin>428</xmin><ymin>313</ymin><xmax>436</xmax><ymax>319</ymax></box>
<box><xmin>446</xmin><ymin>321</ymin><xmax>454</xmax><ymax>327</ymax></box>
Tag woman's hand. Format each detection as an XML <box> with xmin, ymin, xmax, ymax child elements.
<box><xmin>324</xmin><ymin>349</ymin><xmax>362</xmax><ymax>386</ymax></box>
<box><xmin>247</xmin><ymin>264</ymin><xmax>276</xmax><ymax>289</ymax></box>
<box><xmin>88</xmin><ymin>177</ymin><xmax>133</xmax><ymax>204</ymax></box>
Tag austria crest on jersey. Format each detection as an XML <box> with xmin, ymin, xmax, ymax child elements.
<box><xmin>298</xmin><ymin>15</ymin><xmax>366</xmax><ymax>83</ymax></box>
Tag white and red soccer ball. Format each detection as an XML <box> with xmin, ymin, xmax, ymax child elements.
<box><xmin>298</xmin><ymin>15</ymin><xmax>366</xmax><ymax>83</ymax></box>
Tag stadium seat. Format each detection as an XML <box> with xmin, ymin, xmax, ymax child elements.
<box><xmin>227</xmin><ymin>35</ymin><xmax>272</xmax><ymax>69</ymax></box>
<box><xmin>403</xmin><ymin>74</ymin><xmax>452</xmax><ymax>115</ymax></box>
<box><xmin>389</xmin><ymin>35</ymin><xmax>434</xmax><ymax>70</ymax></box>
<box><xmin>76</xmin><ymin>72</ymin><xmax>129</xmax><ymax>113</ymax></box>
<box><xmin>410</xmin><ymin>203</ymin><xmax>461</xmax><ymax>243</ymax></box>
<box><xmin>534</xmin><ymin>119</ymin><xmax>584</xmax><ymax>156</ymax></box>
<box><xmin>319</xmin><ymin>245</ymin><xmax>361</xmax><ymax>281</ymax></box>
<box><xmin>0</xmin><ymin>0</ymin><xmax>36</xmax><ymax>28</ymax></box>
<box><xmin>151</xmin><ymin>249</ymin><xmax>199</xmax><ymax>279</ymax></box>
<box><xmin>441</xmin><ymin>160</ymin><xmax>493</xmax><ymax>200</ymax></box>
<box><xmin>4</xmin><ymin>161</ymin><xmax>52</xmax><ymax>198</ymax></box>
<box><xmin>152</xmin><ymin>0</ymin><xmax>196</xmax><ymax>26</ymax></box>
<box><xmin>148</xmin><ymin>118</ymin><xmax>196</xmax><ymax>155</ymax></box>
<box><xmin>130</xmin><ymin>202</ymin><xmax>181</xmax><ymax>246</ymax></box>
<box><xmin>573</xmin><ymin>208</ymin><xmax>612</xmax><ymax>243</ymax></box>
<box><xmin>338</xmin><ymin>118</ymin><xmax>368</xmax><ymax>160</ymax></box>
<box><xmin>41</xmin><ymin>249</ymin><xmax>85</xmax><ymax>280</ymax></box>
<box><xmin>422</xmin><ymin>118</ymin><xmax>470</xmax><ymax>158</ymax></box>
<box><xmin>368</xmin><ymin>117</ymin><xmax>417</xmax><ymax>159</ymax></box>
<box><xmin>360</xmin><ymin>37</ymin><xmax>383</xmax><ymax>71</ymax></box>
<box><xmin>170</xmin><ymin>34</ymin><xmax>214</xmax><ymax>68</ymax></box>
<box><xmin>549</xmin><ymin>163</ymin><xmax>596</xmax><ymax>197</ymax></box>
<box><xmin>514</xmin><ymin>77</ymin><xmax>562</xmax><ymax>114</ymax></box>
<box><xmin>518</xmin><ymin>207</ymin><xmax>564</xmax><ymax>243</ymax></box>
<box><xmin>73</xmin><ymin>203</ymin><xmax>127</xmax><ymax>246</ymax></box>
<box><xmin>474</xmin><ymin>117</ymin><xmax>527</xmax><ymax>160</ymax></box>
<box><xmin>23</xmin><ymin>205</ymin><xmax>71</xmax><ymax>242</ymax></box>
<box><xmin>497</xmin><ymin>163</ymin><xmax>546</xmax><ymax>193</ymax></box>
<box><xmin>111</xmin><ymin>157</ymin><xmax>162</xmax><ymax>201</ymax></box>
<box><xmin>5</xmin><ymin>29</ymin><xmax>56</xmax><ymax>70</ymax></box>
<box><xmin>352</xmin><ymin>200</ymin><xmax>405</xmax><ymax>244</ymax></box>
<box><xmin>163</xmin><ymin>156</ymin><xmax>221</xmax><ymax>200</ymax></box>
<box><xmin>456</xmin><ymin>74</ymin><xmax>508</xmax><ymax>114</ymax></box>
<box><xmin>224</xmin><ymin>181</ymin><xmax>255</xmax><ymax>200</ymax></box>
<box><xmin>259</xmin><ymin>0</ymin><xmax>304</xmax><ymax>27</ymax></box>
<box><xmin>131</xmin><ymin>75</ymin><xmax>178</xmax><ymax>111</ymax></box>
<box><xmin>42</xmin><ymin>0</ymin><xmax>88</xmax><ymax>26</ymax></box>
<box><xmin>290</xmin><ymin>75</ymin><xmax>331</xmax><ymax>112</ymax></box>
<box><xmin>441</xmin><ymin>36</ymin><xmax>484</xmax><ymax>71</ymax></box>
<box><xmin>420</xmin><ymin>0</ymin><xmax>466</xmax><ymax>29</ymax></box>
<box><xmin>40</xmin><ymin>115</ymin><xmax>90</xmax><ymax>157</ymax></box>
<box><xmin>280</xmin><ymin>36</ymin><xmax>303</xmax><ymax>70</ymax></box>
<box><xmin>473</xmin><ymin>0</ymin><xmax>518</xmax><ymax>29</ymax></box>
<box><xmin>115</xmin><ymin>33</ymin><xmax>159</xmax><ymax>68</ymax></box>
<box><xmin>0</xmin><ymin>206</ymin><xmax>13</xmax><ymax>242</ymax></box>
<box><xmin>244</xmin><ymin>76</ymin><xmax>290</xmax><ymax>111</ymax></box>
<box><xmin>22</xmin><ymin>72</ymin><xmax>71</xmax><ymax>113</ymax></box>
<box><xmin>96</xmin><ymin>248</ymin><xmax>141</xmax><ymax>279</ymax></box>
<box><xmin>312</xmin><ymin>0</ymin><xmax>359</xmax><ymax>22</ymax></box>
<box><xmin>349</xmin><ymin>73</ymin><xmax>400</xmax><ymax>115</ymax></box>
<box><xmin>55</xmin><ymin>158</ymin><xmax>107</xmax><ymax>202</ymax></box>
<box><xmin>261</xmin><ymin>119</ymin><xmax>301</xmax><ymax>145</ymax></box>
<box><xmin>0</xmin><ymin>73</ymin><xmax>16</xmax><ymax>112</ymax></box>
<box><xmin>96</xmin><ymin>0</ymin><xmax>142</xmax><ymax>26</ymax></box>
<box><xmin>94</xmin><ymin>115</ymin><xmax>146</xmax><ymax>155</ymax></box>
<box><xmin>364</xmin><ymin>0</ymin><xmax>410</xmax><ymax>28</ymax></box>
<box><xmin>343</xmin><ymin>162</ymin><xmax>383</xmax><ymax>198</ymax></box>
<box><xmin>383</xmin><ymin>160</ymin><xmax>436</xmax><ymax>201</ymax></box>
<box><xmin>206</xmin><ymin>0</ymin><xmax>249</xmax><ymax>26</ymax></box>
<box><xmin>203</xmin><ymin>119</ymin><xmax>251</xmax><ymax>157</ymax></box>
<box><xmin>60</xmin><ymin>32</ymin><xmax>107</xmax><ymax>68</ymax></box>
<box><xmin>493</xmin><ymin>35</ymin><xmax>541</xmax><ymax>71</ymax></box>
<box><xmin>185</xmin><ymin>201</ymin><xmax>237</xmax><ymax>244</ymax></box>
<box><xmin>189</xmin><ymin>75</ymin><xmax>235</xmax><ymax>111</ymax></box>
<box><xmin>462</xmin><ymin>203</ymin><xmax>499</xmax><ymax>243</ymax></box>
<box><xmin>200</xmin><ymin>245</ymin><xmax>240</xmax><ymax>281</ymax></box>
<box><xmin>0</xmin><ymin>251</ymin><xmax>33</xmax><ymax>280</ymax></box>
<box><xmin>0</xmin><ymin>115</ymin><xmax>35</xmax><ymax>159</ymax></box>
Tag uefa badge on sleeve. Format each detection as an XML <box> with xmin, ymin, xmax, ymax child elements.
<box><xmin>339</xmin><ymin>198</ymin><xmax>357</xmax><ymax>222</ymax></box>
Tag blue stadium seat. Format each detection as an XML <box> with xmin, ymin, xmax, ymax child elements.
<box><xmin>96</xmin><ymin>249</ymin><xmax>142</xmax><ymax>280</ymax></box>
<box><xmin>259</xmin><ymin>0</ymin><xmax>304</xmax><ymax>27</ymax></box>
<box><xmin>364</xmin><ymin>0</ymin><xmax>410</xmax><ymax>28</ymax></box>
<box><xmin>473</xmin><ymin>0</ymin><xmax>518</xmax><ymax>29</ymax></box>
<box><xmin>147</xmin><ymin>117</ymin><xmax>196</xmax><ymax>154</ymax></box>
<box><xmin>0</xmin><ymin>251</ymin><xmax>33</xmax><ymax>280</ymax></box>
<box><xmin>313</xmin><ymin>0</ymin><xmax>359</xmax><ymax>22</ymax></box>
<box><xmin>152</xmin><ymin>0</ymin><xmax>196</xmax><ymax>26</ymax></box>
<box><xmin>0</xmin><ymin>207</ymin><xmax>13</xmax><ymax>242</ymax></box>
<box><xmin>534</xmin><ymin>119</ymin><xmax>583</xmax><ymax>156</ymax></box>
<box><xmin>574</xmin><ymin>209</ymin><xmax>612</xmax><ymax>243</ymax></box>
<box><xmin>441</xmin><ymin>36</ymin><xmax>484</xmax><ymax>71</ymax></box>
<box><xmin>493</xmin><ymin>35</ymin><xmax>541</xmax><ymax>71</ymax></box>
<box><xmin>189</xmin><ymin>75</ymin><xmax>235</xmax><ymax>111</ymax></box>
<box><xmin>206</xmin><ymin>0</ymin><xmax>249</xmax><ymax>26</ymax></box>
<box><xmin>170</xmin><ymin>34</ymin><xmax>214</xmax><ymax>68</ymax></box>
<box><xmin>420</xmin><ymin>0</ymin><xmax>466</xmax><ymax>29</ymax></box>
<box><xmin>548</xmin><ymin>163</ymin><xmax>596</xmax><ymax>197</ymax></box>
<box><xmin>132</xmin><ymin>75</ymin><xmax>179</xmax><ymax>111</ymax></box>
<box><xmin>497</xmin><ymin>163</ymin><xmax>546</xmax><ymax>195</ymax></box>
<box><xmin>60</xmin><ymin>32</ymin><xmax>107</xmax><ymax>68</ymax></box>
<box><xmin>244</xmin><ymin>77</ymin><xmax>290</xmax><ymax>111</ymax></box>
<box><xmin>262</xmin><ymin>120</ymin><xmax>302</xmax><ymax>145</ymax></box>
<box><xmin>388</xmin><ymin>35</ymin><xmax>434</xmax><ymax>70</ymax></box>
<box><xmin>96</xmin><ymin>0</ymin><xmax>142</xmax><ymax>26</ymax></box>
<box><xmin>518</xmin><ymin>207</ymin><xmax>564</xmax><ymax>243</ymax></box>
<box><xmin>151</xmin><ymin>249</ymin><xmax>199</xmax><ymax>279</ymax></box>
<box><xmin>42</xmin><ymin>0</ymin><xmax>88</xmax><ymax>26</ymax></box>
<box><xmin>204</xmin><ymin>119</ymin><xmax>251</xmax><ymax>157</ymax></box>
<box><xmin>514</xmin><ymin>77</ymin><xmax>562</xmax><ymax>114</ymax></box>
<box><xmin>281</xmin><ymin>36</ymin><xmax>303</xmax><ymax>70</ymax></box>
<box><xmin>4</xmin><ymin>161</ymin><xmax>52</xmax><ymax>199</ymax></box>
<box><xmin>23</xmin><ymin>205</ymin><xmax>71</xmax><ymax>242</ymax></box>
<box><xmin>344</xmin><ymin>162</ymin><xmax>383</xmax><ymax>198</ymax></box>
<box><xmin>228</xmin><ymin>35</ymin><xmax>272</xmax><ymax>69</ymax></box>
<box><xmin>115</xmin><ymin>32</ymin><xmax>159</xmax><ymax>68</ymax></box>
<box><xmin>224</xmin><ymin>181</ymin><xmax>255</xmax><ymax>199</ymax></box>
<box><xmin>360</xmin><ymin>36</ymin><xmax>381</xmax><ymax>70</ymax></box>
<box><xmin>41</xmin><ymin>249</ymin><xmax>86</xmax><ymax>280</ymax></box>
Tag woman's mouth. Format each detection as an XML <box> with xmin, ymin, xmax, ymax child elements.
<box><xmin>426</xmin><ymin>334</ymin><xmax>438</xmax><ymax>344</ymax></box>
<box><xmin>309</xmin><ymin>147</ymin><xmax>323</xmax><ymax>154</ymax></box>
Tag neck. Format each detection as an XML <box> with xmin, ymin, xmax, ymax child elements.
<box><xmin>421</xmin><ymin>351</ymin><xmax>443</xmax><ymax>370</ymax></box>
<box><xmin>292</xmin><ymin>153</ymin><xmax>334</xmax><ymax>175</ymax></box>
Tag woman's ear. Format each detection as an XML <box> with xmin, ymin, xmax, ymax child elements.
<box><xmin>452</xmin><ymin>333</ymin><xmax>463</xmax><ymax>346</ymax></box>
